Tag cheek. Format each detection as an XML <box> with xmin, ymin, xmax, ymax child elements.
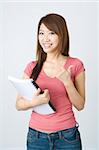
<box><xmin>53</xmin><ymin>38</ymin><xmax>59</xmax><ymax>46</ymax></box>
<box><xmin>38</xmin><ymin>36</ymin><xmax>41</xmax><ymax>41</ymax></box>
<box><xmin>38</xmin><ymin>37</ymin><xmax>42</xmax><ymax>45</ymax></box>
<box><xmin>53</xmin><ymin>36</ymin><xmax>59</xmax><ymax>43</ymax></box>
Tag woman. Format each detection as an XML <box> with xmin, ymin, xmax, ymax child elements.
<box><xmin>16</xmin><ymin>13</ymin><xmax>85</xmax><ymax>150</ymax></box>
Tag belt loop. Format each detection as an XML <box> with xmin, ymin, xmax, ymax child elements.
<box><xmin>35</xmin><ymin>130</ymin><xmax>39</xmax><ymax>139</ymax></box>
<box><xmin>58</xmin><ymin>131</ymin><xmax>62</xmax><ymax>139</ymax></box>
<box><xmin>48</xmin><ymin>134</ymin><xmax>51</xmax><ymax>143</ymax></box>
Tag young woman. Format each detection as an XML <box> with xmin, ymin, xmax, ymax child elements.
<box><xmin>16</xmin><ymin>13</ymin><xmax>85</xmax><ymax>150</ymax></box>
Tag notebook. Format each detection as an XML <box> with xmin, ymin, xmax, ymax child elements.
<box><xmin>8</xmin><ymin>76</ymin><xmax>56</xmax><ymax>115</ymax></box>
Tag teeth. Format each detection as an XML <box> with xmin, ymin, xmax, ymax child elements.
<box><xmin>44</xmin><ymin>44</ymin><xmax>51</xmax><ymax>46</ymax></box>
<box><xmin>43</xmin><ymin>43</ymin><xmax>52</xmax><ymax>48</ymax></box>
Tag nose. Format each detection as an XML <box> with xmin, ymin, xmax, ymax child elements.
<box><xmin>43</xmin><ymin>34</ymin><xmax>50</xmax><ymax>42</ymax></box>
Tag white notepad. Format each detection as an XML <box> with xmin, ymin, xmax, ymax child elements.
<box><xmin>8</xmin><ymin>76</ymin><xmax>55</xmax><ymax>115</ymax></box>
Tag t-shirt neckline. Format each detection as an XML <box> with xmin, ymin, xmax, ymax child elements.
<box><xmin>42</xmin><ymin>56</ymin><xmax>71</xmax><ymax>79</ymax></box>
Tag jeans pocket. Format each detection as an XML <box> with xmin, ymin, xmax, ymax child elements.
<box><xmin>27</xmin><ymin>130</ymin><xmax>37</xmax><ymax>143</ymax></box>
<box><xmin>61</xmin><ymin>127</ymin><xmax>81</xmax><ymax>144</ymax></box>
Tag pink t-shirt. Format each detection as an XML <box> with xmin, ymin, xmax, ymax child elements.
<box><xmin>24</xmin><ymin>57</ymin><xmax>85</xmax><ymax>132</ymax></box>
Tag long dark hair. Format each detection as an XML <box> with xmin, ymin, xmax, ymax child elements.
<box><xmin>30</xmin><ymin>13</ymin><xmax>70</xmax><ymax>81</ymax></box>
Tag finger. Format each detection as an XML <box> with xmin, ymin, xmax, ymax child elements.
<box><xmin>44</xmin><ymin>89</ymin><xmax>49</xmax><ymax>95</ymax></box>
<box><xmin>35</xmin><ymin>88</ymin><xmax>41</xmax><ymax>96</ymax></box>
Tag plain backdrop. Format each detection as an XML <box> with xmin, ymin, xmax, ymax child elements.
<box><xmin>0</xmin><ymin>1</ymin><xmax>99</xmax><ymax>150</ymax></box>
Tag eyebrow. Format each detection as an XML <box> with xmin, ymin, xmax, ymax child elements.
<box><xmin>39</xmin><ymin>29</ymin><xmax>55</xmax><ymax>33</ymax></box>
<box><xmin>39</xmin><ymin>29</ymin><xmax>49</xmax><ymax>31</ymax></box>
<box><xmin>39</xmin><ymin>29</ymin><xmax>44</xmax><ymax>32</ymax></box>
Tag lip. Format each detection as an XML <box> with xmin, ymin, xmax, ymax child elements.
<box><xmin>43</xmin><ymin>43</ymin><xmax>52</xmax><ymax>48</ymax></box>
<box><xmin>43</xmin><ymin>43</ymin><xmax>52</xmax><ymax>45</ymax></box>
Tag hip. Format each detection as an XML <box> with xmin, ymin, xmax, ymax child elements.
<box><xmin>27</xmin><ymin>125</ymin><xmax>82</xmax><ymax>150</ymax></box>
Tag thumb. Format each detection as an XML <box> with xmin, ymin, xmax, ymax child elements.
<box><xmin>35</xmin><ymin>88</ymin><xmax>41</xmax><ymax>96</ymax></box>
<box><xmin>44</xmin><ymin>89</ymin><xmax>49</xmax><ymax>95</ymax></box>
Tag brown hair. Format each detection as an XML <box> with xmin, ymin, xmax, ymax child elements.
<box><xmin>30</xmin><ymin>13</ymin><xmax>69</xmax><ymax>80</ymax></box>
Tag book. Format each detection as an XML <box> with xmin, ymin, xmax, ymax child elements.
<box><xmin>8</xmin><ymin>76</ymin><xmax>56</xmax><ymax>115</ymax></box>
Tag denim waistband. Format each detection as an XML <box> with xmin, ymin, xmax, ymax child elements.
<box><xmin>28</xmin><ymin>125</ymin><xmax>79</xmax><ymax>139</ymax></box>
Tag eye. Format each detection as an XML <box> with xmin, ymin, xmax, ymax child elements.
<box><xmin>50</xmin><ymin>31</ymin><xmax>55</xmax><ymax>35</ymax></box>
<box><xmin>39</xmin><ymin>32</ymin><xmax>44</xmax><ymax>35</ymax></box>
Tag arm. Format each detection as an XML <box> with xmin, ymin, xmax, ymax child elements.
<box><xmin>65</xmin><ymin>72</ymin><xmax>85</xmax><ymax>111</ymax></box>
<box><xmin>16</xmin><ymin>73</ymin><xmax>50</xmax><ymax>111</ymax></box>
<box><xmin>56</xmin><ymin>67</ymin><xmax>85</xmax><ymax>111</ymax></box>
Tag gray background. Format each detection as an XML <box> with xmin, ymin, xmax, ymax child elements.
<box><xmin>0</xmin><ymin>1</ymin><xmax>99</xmax><ymax>150</ymax></box>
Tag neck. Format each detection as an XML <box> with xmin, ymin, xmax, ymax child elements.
<box><xmin>46</xmin><ymin>53</ymin><xmax>62</xmax><ymax>63</ymax></box>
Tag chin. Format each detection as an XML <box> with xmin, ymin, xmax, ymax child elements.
<box><xmin>43</xmin><ymin>49</ymin><xmax>52</xmax><ymax>53</ymax></box>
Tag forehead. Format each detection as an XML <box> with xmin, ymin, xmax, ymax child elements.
<box><xmin>39</xmin><ymin>23</ymin><xmax>50</xmax><ymax>31</ymax></box>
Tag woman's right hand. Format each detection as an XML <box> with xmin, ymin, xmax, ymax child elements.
<box><xmin>16</xmin><ymin>73</ymin><xmax>50</xmax><ymax>110</ymax></box>
<box><xmin>31</xmin><ymin>88</ymin><xmax>50</xmax><ymax>107</ymax></box>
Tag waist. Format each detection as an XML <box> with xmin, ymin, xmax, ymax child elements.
<box><xmin>29</xmin><ymin>111</ymin><xmax>76</xmax><ymax>132</ymax></box>
<box><xmin>28</xmin><ymin>125</ymin><xmax>78</xmax><ymax>138</ymax></box>
<box><xmin>32</xmin><ymin>128</ymin><xmax>57</xmax><ymax>133</ymax></box>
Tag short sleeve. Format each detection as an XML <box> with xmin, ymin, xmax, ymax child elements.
<box><xmin>24</xmin><ymin>61</ymin><xmax>37</xmax><ymax>77</ymax></box>
<box><xmin>74</xmin><ymin>59</ymin><xmax>85</xmax><ymax>77</ymax></box>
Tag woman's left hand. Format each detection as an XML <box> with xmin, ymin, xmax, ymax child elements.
<box><xmin>56</xmin><ymin>65</ymin><xmax>73</xmax><ymax>86</ymax></box>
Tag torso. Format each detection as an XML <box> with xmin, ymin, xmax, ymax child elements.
<box><xmin>24</xmin><ymin>56</ymin><xmax>83</xmax><ymax>132</ymax></box>
<box><xmin>33</xmin><ymin>56</ymin><xmax>70</xmax><ymax>133</ymax></box>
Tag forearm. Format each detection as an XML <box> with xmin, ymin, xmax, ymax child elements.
<box><xmin>64</xmin><ymin>81</ymin><xmax>85</xmax><ymax>111</ymax></box>
<box><xmin>16</xmin><ymin>97</ymin><xmax>34</xmax><ymax>111</ymax></box>
<box><xmin>16</xmin><ymin>95</ymin><xmax>40</xmax><ymax>111</ymax></box>
<box><xmin>16</xmin><ymin>89</ymin><xmax>50</xmax><ymax>111</ymax></box>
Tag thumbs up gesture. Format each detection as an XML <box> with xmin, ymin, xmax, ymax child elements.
<box><xmin>56</xmin><ymin>65</ymin><xmax>73</xmax><ymax>86</ymax></box>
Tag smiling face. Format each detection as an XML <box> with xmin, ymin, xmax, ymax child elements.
<box><xmin>38</xmin><ymin>23</ymin><xmax>59</xmax><ymax>54</ymax></box>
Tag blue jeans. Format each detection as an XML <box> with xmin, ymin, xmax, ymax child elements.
<box><xmin>27</xmin><ymin>126</ymin><xmax>82</xmax><ymax>150</ymax></box>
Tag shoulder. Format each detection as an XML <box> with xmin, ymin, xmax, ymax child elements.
<box><xmin>68</xmin><ymin>57</ymin><xmax>85</xmax><ymax>77</ymax></box>
<box><xmin>68</xmin><ymin>57</ymin><xmax>84</xmax><ymax>65</ymax></box>
<box><xmin>24</xmin><ymin>60</ymin><xmax>37</xmax><ymax>77</ymax></box>
<box><xmin>26</xmin><ymin>60</ymin><xmax>37</xmax><ymax>69</ymax></box>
